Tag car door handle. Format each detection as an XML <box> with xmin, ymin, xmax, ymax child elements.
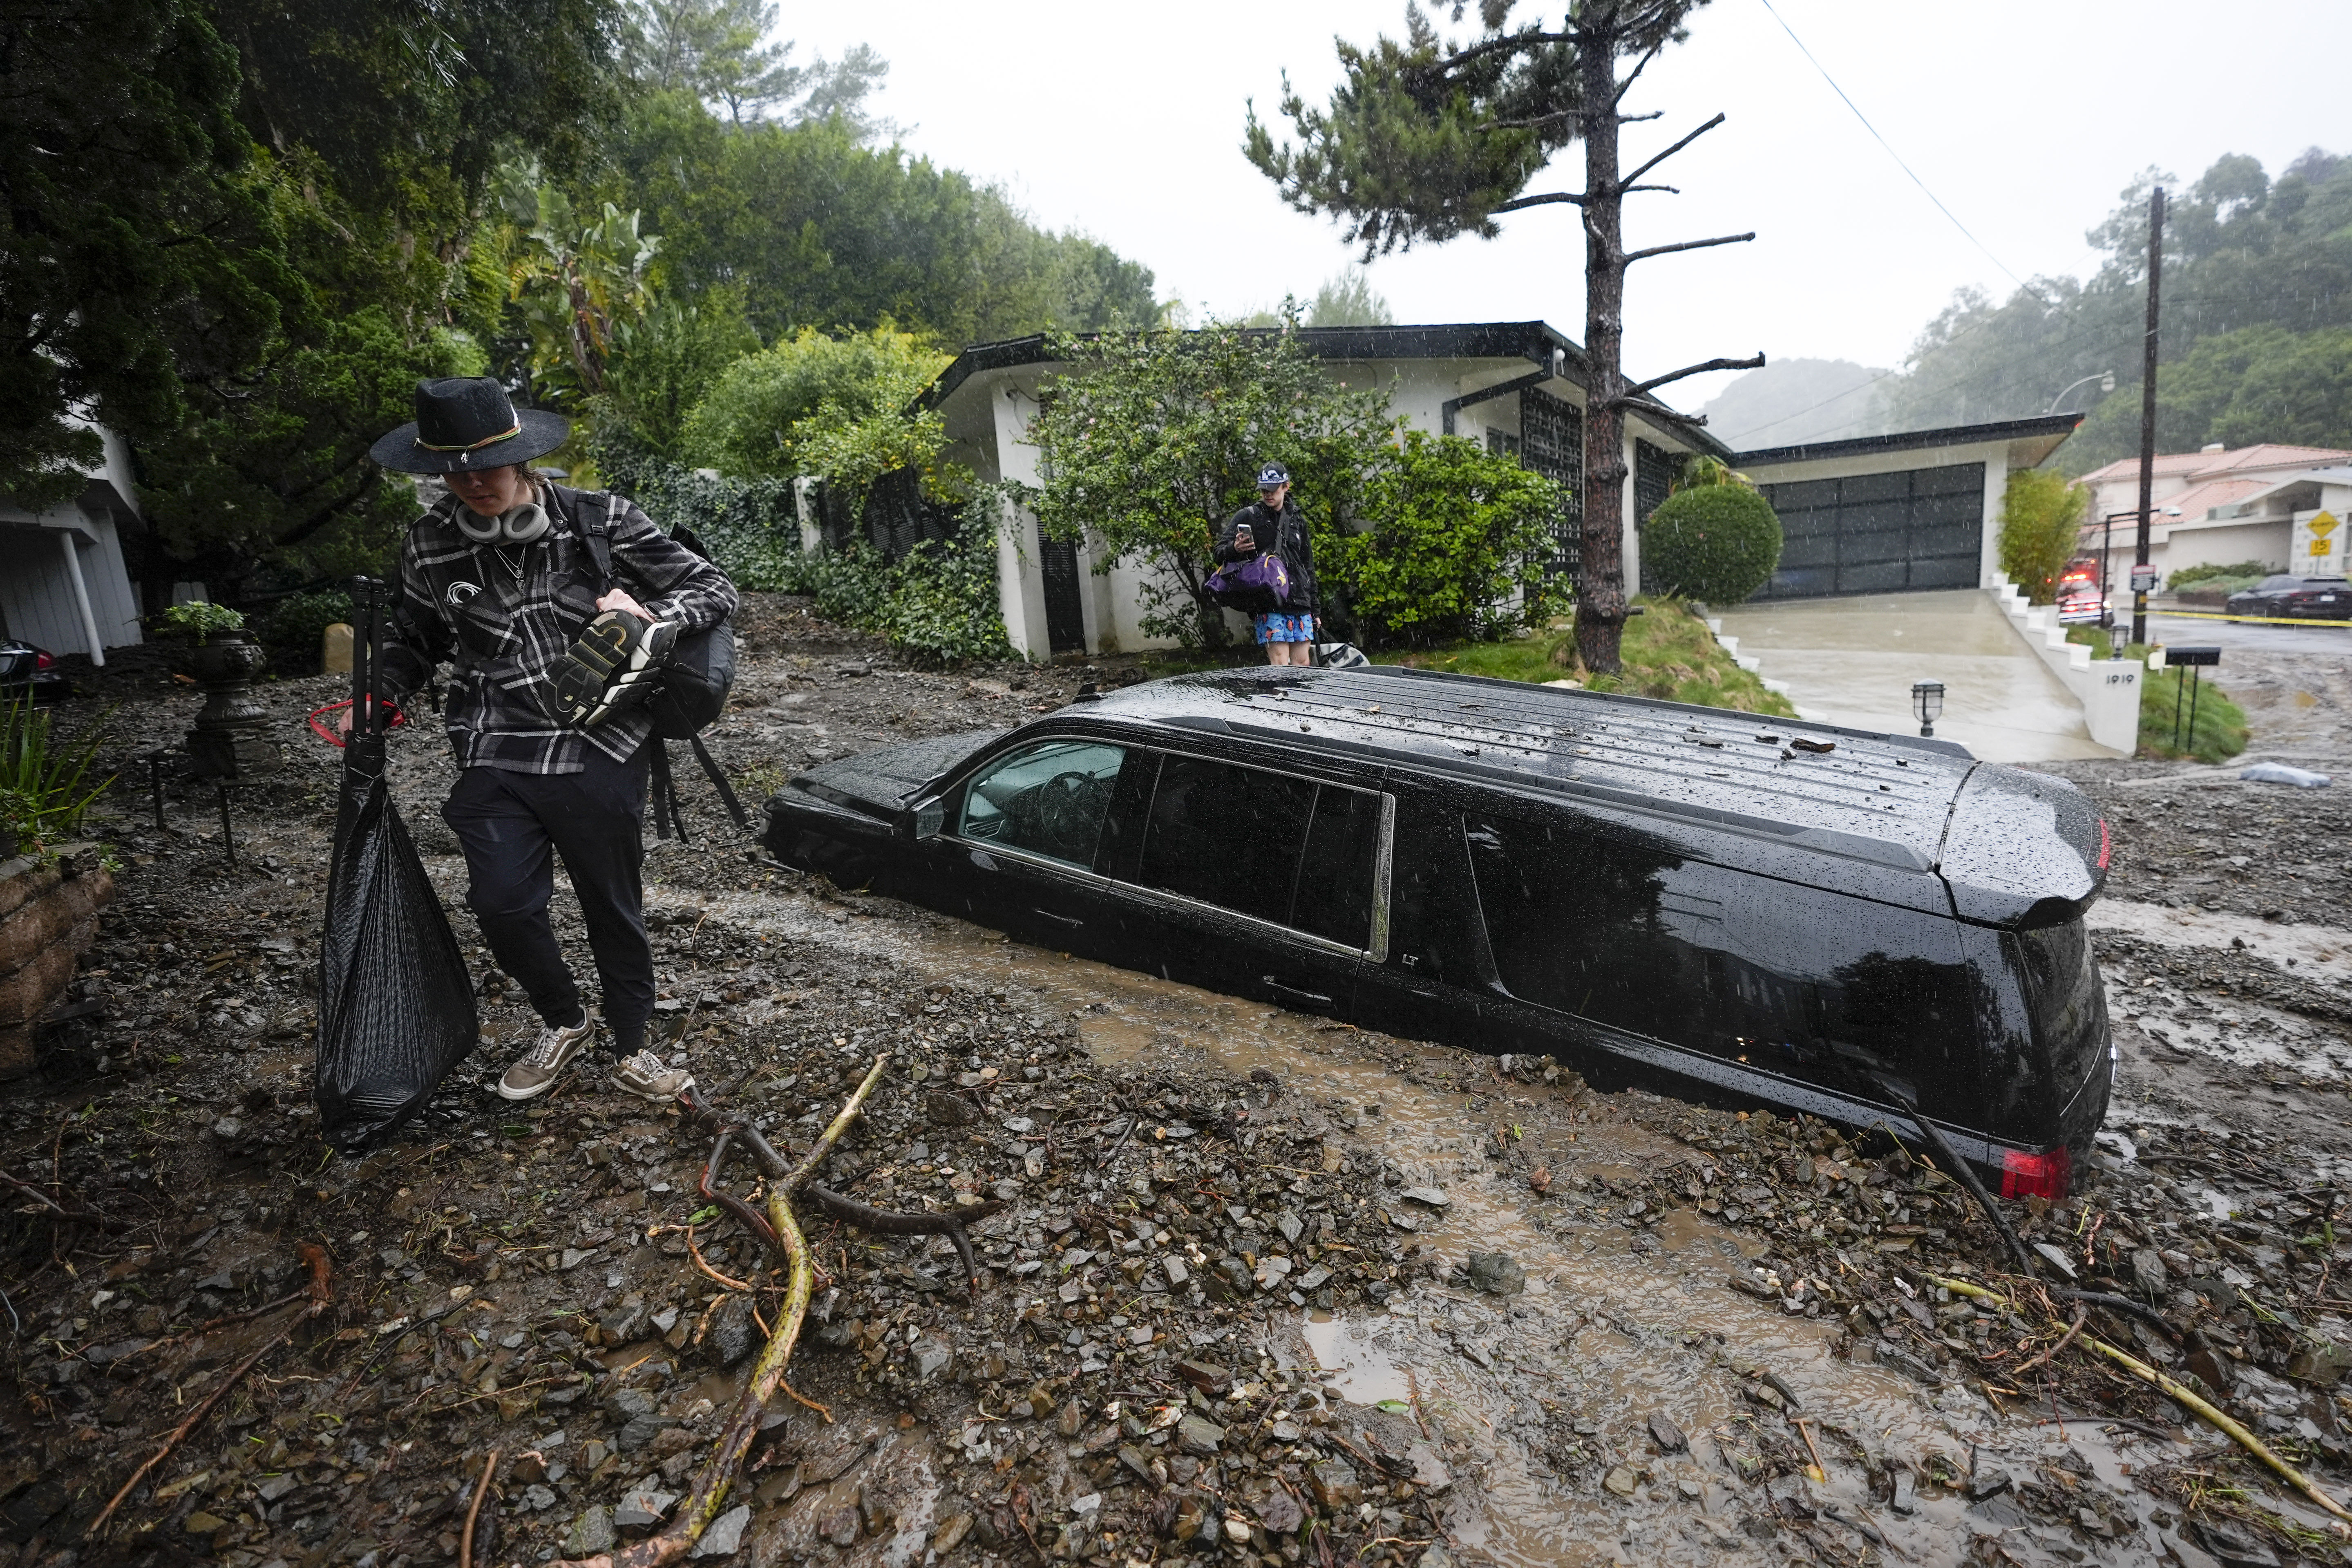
<box><xmin>1031</xmin><ymin>907</ymin><xmax>1084</xmax><ymax>929</ymax></box>
<box><xmin>1262</xmin><ymin>976</ymin><xmax>1334</xmax><ymax>1008</ymax></box>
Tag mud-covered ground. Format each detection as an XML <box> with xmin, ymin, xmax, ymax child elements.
<box><xmin>5</xmin><ymin>606</ymin><xmax>2352</xmax><ymax>1568</ymax></box>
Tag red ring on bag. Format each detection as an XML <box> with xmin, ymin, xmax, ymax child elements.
<box><xmin>308</xmin><ymin>699</ymin><xmax>408</xmax><ymax>748</ymax></box>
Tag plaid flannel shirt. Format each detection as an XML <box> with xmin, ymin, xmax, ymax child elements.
<box><xmin>382</xmin><ymin>482</ymin><xmax>738</xmax><ymax>774</ymax></box>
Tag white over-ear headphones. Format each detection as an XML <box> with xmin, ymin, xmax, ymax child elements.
<box><xmin>454</xmin><ymin>499</ymin><xmax>550</xmax><ymax>546</ymax></box>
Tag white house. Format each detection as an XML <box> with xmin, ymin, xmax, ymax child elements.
<box><xmin>918</xmin><ymin>323</ymin><xmax>1724</xmax><ymax>660</ymax></box>
<box><xmin>0</xmin><ymin>422</ymin><xmax>147</xmax><ymax>665</ymax></box>
<box><xmin>2076</xmin><ymin>443</ymin><xmax>2352</xmax><ymax>584</ymax></box>
<box><xmin>873</xmin><ymin>322</ymin><xmax>2089</xmax><ymax>660</ymax></box>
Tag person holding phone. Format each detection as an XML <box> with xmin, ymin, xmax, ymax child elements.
<box><xmin>1213</xmin><ymin>462</ymin><xmax>1319</xmax><ymax>665</ymax></box>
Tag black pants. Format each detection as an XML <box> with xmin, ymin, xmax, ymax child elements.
<box><xmin>442</xmin><ymin>745</ymin><xmax>653</xmax><ymax>1054</ymax></box>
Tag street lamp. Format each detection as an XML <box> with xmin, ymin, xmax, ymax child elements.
<box><xmin>1912</xmin><ymin>681</ymin><xmax>1945</xmax><ymax>738</ymax></box>
<box><xmin>2046</xmin><ymin>370</ymin><xmax>2117</xmax><ymax>415</ymax></box>
<box><xmin>2109</xmin><ymin>620</ymin><xmax>2131</xmax><ymax>660</ymax></box>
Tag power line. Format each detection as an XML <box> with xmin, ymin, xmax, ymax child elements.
<box><xmin>1753</xmin><ymin>0</ymin><xmax>2050</xmax><ymax>306</ymax></box>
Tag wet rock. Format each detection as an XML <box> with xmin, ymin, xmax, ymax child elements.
<box><xmin>1603</xmin><ymin>1466</ymin><xmax>1640</xmax><ymax>1498</ymax></box>
<box><xmin>619</xmin><ymin>1414</ymin><xmax>678</xmax><ymax>1453</ymax></box>
<box><xmin>615</xmin><ymin>1484</ymin><xmax>680</xmax><ymax>1530</ymax></box>
<box><xmin>1466</xmin><ymin>1252</ymin><xmax>1525</xmax><ymax>1295</ymax></box>
<box><xmin>2191</xmin><ymin>1520</ymin><xmax>2281</xmax><ymax>1567</ymax></box>
<box><xmin>1406</xmin><ymin>1441</ymin><xmax>1451</xmax><ymax>1491</ymax></box>
<box><xmin>1417</xmin><ymin>1545</ymin><xmax>1455</xmax><ymax>1568</ymax></box>
<box><xmin>1056</xmin><ymin>1400</ymin><xmax>1085</xmax><ymax>1438</ymax></box>
<box><xmin>1175</xmin><ymin>1359</ymin><xmax>1230</xmax><ymax>1396</ymax></box>
<box><xmin>1889</xmin><ymin>1469</ymin><xmax>1916</xmax><ymax>1516</ymax></box>
<box><xmin>1308</xmin><ymin>1458</ymin><xmax>1361</xmax><ymax>1508</ymax></box>
<box><xmin>1647</xmin><ymin>1413</ymin><xmax>1687</xmax><ymax>1454</ymax></box>
<box><xmin>1967</xmin><ymin>1467</ymin><xmax>2012</xmax><ymax>1501</ymax></box>
<box><xmin>2031</xmin><ymin>1241</ymin><xmax>2078</xmax><ymax>1279</ymax></box>
<box><xmin>2132</xmin><ymin>1248</ymin><xmax>2170</xmax><ymax>1300</ymax></box>
<box><xmin>932</xmin><ymin>1514</ymin><xmax>974</xmax><ymax>1555</ymax></box>
<box><xmin>910</xmin><ymin>1336</ymin><xmax>954</xmax><ymax>1379</ymax></box>
<box><xmin>1162</xmin><ymin>1256</ymin><xmax>1189</xmax><ymax>1288</ymax></box>
<box><xmin>709</xmin><ymin>1295</ymin><xmax>756</xmax><ymax>1366</ymax></box>
<box><xmin>817</xmin><ymin>1487</ymin><xmax>863</xmax><ymax>1547</ymax></box>
<box><xmin>601</xmin><ymin>1297</ymin><xmax>648</xmax><ymax>1342</ymax></box>
<box><xmin>1177</xmin><ymin>1415</ymin><xmax>1225</xmax><ymax>1456</ymax></box>
<box><xmin>608</xmin><ymin>1387</ymin><xmax>657</xmax><ymax>1422</ymax></box>
<box><xmin>1398</xmin><ymin>1186</ymin><xmax>1449</xmax><ymax>1209</ymax></box>
<box><xmin>1167</xmin><ymin>1494</ymin><xmax>1207</xmax><ymax>1542</ymax></box>
<box><xmin>564</xmin><ymin>1506</ymin><xmax>617</xmax><ymax>1556</ymax></box>
<box><xmin>185</xmin><ymin>1511</ymin><xmax>230</xmax><ymax>1537</ymax></box>
<box><xmin>1254</xmin><ymin>1254</ymin><xmax>1292</xmax><ymax>1291</ymax></box>
<box><xmin>924</xmin><ymin>1090</ymin><xmax>972</xmax><ymax>1127</ymax></box>
<box><xmin>691</xmin><ymin>1503</ymin><xmax>751</xmax><ymax>1558</ymax></box>
<box><xmin>1257</xmin><ymin>1490</ymin><xmax>1304</xmax><ymax>1534</ymax></box>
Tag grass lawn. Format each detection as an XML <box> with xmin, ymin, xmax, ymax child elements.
<box><xmin>1376</xmin><ymin>597</ymin><xmax>1798</xmax><ymax>719</ymax></box>
<box><xmin>2065</xmin><ymin>628</ymin><xmax>2249</xmax><ymax>762</ymax></box>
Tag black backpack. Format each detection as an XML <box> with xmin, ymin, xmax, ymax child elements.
<box><xmin>576</xmin><ymin>493</ymin><xmax>752</xmax><ymax>841</ymax></box>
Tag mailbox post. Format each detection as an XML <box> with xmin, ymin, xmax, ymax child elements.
<box><xmin>2160</xmin><ymin>645</ymin><xmax>2220</xmax><ymax>752</ymax></box>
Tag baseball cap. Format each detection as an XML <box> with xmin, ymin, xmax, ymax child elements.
<box><xmin>1257</xmin><ymin>463</ymin><xmax>1291</xmax><ymax>489</ymax></box>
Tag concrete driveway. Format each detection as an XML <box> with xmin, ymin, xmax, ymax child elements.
<box><xmin>1714</xmin><ymin>589</ymin><xmax>2111</xmax><ymax>763</ymax></box>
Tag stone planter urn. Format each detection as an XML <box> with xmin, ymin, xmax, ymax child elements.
<box><xmin>183</xmin><ymin>631</ymin><xmax>281</xmax><ymax>779</ymax></box>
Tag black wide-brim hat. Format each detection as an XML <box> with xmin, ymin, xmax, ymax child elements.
<box><xmin>369</xmin><ymin>377</ymin><xmax>571</xmax><ymax>474</ymax></box>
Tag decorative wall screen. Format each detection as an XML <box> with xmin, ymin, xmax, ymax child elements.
<box><xmin>1518</xmin><ymin>387</ymin><xmax>1583</xmax><ymax>586</ymax></box>
<box><xmin>1756</xmin><ymin>462</ymin><xmax>1986</xmax><ymax>599</ymax></box>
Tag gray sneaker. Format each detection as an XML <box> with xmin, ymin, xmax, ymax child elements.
<box><xmin>611</xmin><ymin>1049</ymin><xmax>696</xmax><ymax>1103</ymax></box>
<box><xmin>497</xmin><ymin>1016</ymin><xmax>595</xmax><ymax>1101</ymax></box>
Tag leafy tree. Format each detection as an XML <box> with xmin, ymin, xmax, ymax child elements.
<box><xmin>1247</xmin><ymin>0</ymin><xmax>1763</xmax><ymax>674</ymax></box>
<box><xmin>1022</xmin><ymin>325</ymin><xmax>1397</xmax><ymax>648</ymax></box>
<box><xmin>0</xmin><ymin>0</ymin><xmax>269</xmax><ymax>508</ymax></box>
<box><xmin>1890</xmin><ymin>149</ymin><xmax>2352</xmax><ymax>467</ymax></box>
<box><xmin>607</xmin><ymin>92</ymin><xmax>1158</xmax><ymax>345</ymax></box>
<box><xmin>1639</xmin><ymin>484</ymin><xmax>1780</xmax><ymax>603</ymax></box>
<box><xmin>470</xmin><ymin>160</ymin><xmax>662</xmax><ymax>414</ymax></box>
<box><xmin>1325</xmin><ymin>430</ymin><xmax>1565</xmax><ymax>646</ymax></box>
<box><xmin>1308</xmin><ymin>269</ymin><xmax>1397</xmax><ymax>327</ymax></box>
<box><xmin>683</xmin><ymin>327</ymin><xmax>951</xmax><ymax>504</ymax></box>
<box><xmin>1997</xmin><ymin>469</ymin><xmax>2089</xmax><ymax>604</ymax></box>
<box><xmin>623</xmin><ymin>0</ymin><xmax>892</xmax><ymax>133</ymax></box>
<box><xmin>597</xmin><ymin>289</ymin><xmax>761</xmax><ymax>460</ymax></box>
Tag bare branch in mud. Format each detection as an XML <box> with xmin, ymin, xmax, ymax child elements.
<box><xmin>0</xmin><ymin>1167</ymin><xmax>130</xmax><ymax>1234</ymax></box>
<box><xmin>91</xmin><ymin>1243</ymin><xmax>334</xmax><ymax>1537</ymax></box>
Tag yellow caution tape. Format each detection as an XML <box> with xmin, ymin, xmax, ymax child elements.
<box><xmin>2145</xmin><ymin>607</ymin><xmax>2352</xmax><ymax>628</ymax></box>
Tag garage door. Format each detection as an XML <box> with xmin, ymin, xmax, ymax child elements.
<box><xmin>1756</xmin><ymin>462</ymin><xmax>1985</xmax><ymax>600</ymax></box>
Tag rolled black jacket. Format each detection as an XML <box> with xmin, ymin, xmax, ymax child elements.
<box><xmin>1212</xmin><ymin>497</ymin><xmax>1318</xmax><ymax>612</ymax></box>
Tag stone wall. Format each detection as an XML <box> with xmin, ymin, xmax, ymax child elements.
<box><xmin>0</xmin><ymin>852</ymin><xmax>116</xmax><ymax>1080</ymax></box>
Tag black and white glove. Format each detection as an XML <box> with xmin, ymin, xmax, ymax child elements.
<box><xmin>537</xmin><ymin>608</ymin><xmax>679</xmax><ymax>729</ymax></box>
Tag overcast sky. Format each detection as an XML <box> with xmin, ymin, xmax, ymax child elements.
<box><xmin>786</xmin><ymin>0</ymin><xmax>2350</xmax><ymax>412</ymax></box>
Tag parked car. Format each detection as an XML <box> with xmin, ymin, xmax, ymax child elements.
<box><xmin>2054</xmin><ymin>559</ymin><xmax>2108</xmax><ymax>626</ymax></box>
<box><xmin>2224</xmin><ymin>573</ymin><xmax>2352</xmax><ymax>621</ymax></box>
<box><xmin>763</xmin><ymin>667</ymin><xmax>2113</xmax><ymax>1197</ymax></box>
<box><xmin>0</xmin><ymin>641</ymin><xmax>69</xmax><ymax>704</ymax></box>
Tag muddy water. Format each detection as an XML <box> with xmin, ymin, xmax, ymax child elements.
<box><xmin>692</xmin><ymin>886</ymin><xmax>2204</xmax><ymax>1565</ymax></box>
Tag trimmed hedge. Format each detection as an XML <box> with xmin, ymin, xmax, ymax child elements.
<box><xmin>1640</xmin><ymin>485</ymin><xmax>1783</xmax><ymax>604</ymax></box>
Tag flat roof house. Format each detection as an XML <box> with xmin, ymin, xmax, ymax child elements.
<box><xmin>888</xmin><ymin>322</ymin><xmax>2084</xmax><ymax>660</ymax></box>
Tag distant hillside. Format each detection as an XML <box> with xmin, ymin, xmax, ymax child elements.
<box><xmin>1695</xmin><ymin>359</ymin><xmax>1890</xmax><ymax>452</ymax></box>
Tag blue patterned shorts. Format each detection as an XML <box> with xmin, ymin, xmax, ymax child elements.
<box><xmin>1254</xmin><ymin>612</ymin><xmax>1316</xmax><ymax>644</ymax></box>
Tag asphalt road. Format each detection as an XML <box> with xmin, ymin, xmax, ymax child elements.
<box><xmin>2140</xmin><ymin>602</ymin><xmax>2352</xmax><ymax>654</ymax></box>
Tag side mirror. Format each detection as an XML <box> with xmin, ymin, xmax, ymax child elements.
<box><xmin>912</xmin><ymin>797</ymin><xmax>946</xmax><ymax>841</ymax></box>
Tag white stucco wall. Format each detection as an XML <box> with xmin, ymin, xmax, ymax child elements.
<box><xmin>988</xmin><ymin>387</ymin><xmax>1051</xmax><ymax>662</ymax></box>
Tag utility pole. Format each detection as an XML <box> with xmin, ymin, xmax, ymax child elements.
<box><xmin>2132</xmin><ymin>186</ymin><xmax>2165</xmax><ymax>646</ymax></box>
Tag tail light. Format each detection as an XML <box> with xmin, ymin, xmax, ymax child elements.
<box><xmin>35</xmin><ymin>651</ymin><xmax>55</xmax><ymax>669</ymax></box>
<box><xmin>2000</xmin><ymin>1145</ymin><xmax>2070</xmax><ymax>1200</ymax></box>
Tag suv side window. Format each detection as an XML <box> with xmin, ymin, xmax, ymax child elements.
<box><xmin>959</xmin><ymin>740</ymin><xmax>1127</xmax><ymax>868</ymax></box>
<box><xmin>1131</xmin><ymin>754</ymin><xmax>1386</xmax><ymax>951</ymax></box>
<box><xmin>1466</xmin><ymin>811</ymin><xmax>1974</xmax><ymax>1106</ymax></box>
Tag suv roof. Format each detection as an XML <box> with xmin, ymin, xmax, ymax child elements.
<box><xmin>1086</xmin><ymin>664</ymin><xmax>1974</xmax><ymax>865</ymax></box>
<box><xmin>1077</xmin><ymin>665</ymin><xmax>2102</xmax><ymax>924</ymax></box>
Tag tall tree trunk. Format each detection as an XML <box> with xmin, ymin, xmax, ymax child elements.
<box><xmin>1574</xmin><ymin>29</ymin><xmax>1628</xmax><ymax>675</ymax></box>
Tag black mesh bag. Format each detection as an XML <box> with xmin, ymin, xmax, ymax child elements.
<box><xmin>315</xmin><ymin>578</ymin><xmax>478</xmax><ymax>1155</ymax></box>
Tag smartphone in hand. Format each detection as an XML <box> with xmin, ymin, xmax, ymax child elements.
<box><xmin>1234</xmin><ymin>524</ymin><xmax>1256</xmax><ymax>552</ymax></box>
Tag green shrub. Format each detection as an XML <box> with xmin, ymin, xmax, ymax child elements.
<box><xmin>1997</xmin><ymin>469</ymin><xmax>2088</xmax><ymax>603</ymax></box>
<box><xmin>158</xmin><ymin>601</ymin><xmax>246</xmax><ymax>642</ymax></box>
<box><xmin>258</xmin><ymin>590</ymin><xmax>354</xmax><ymax>676</ymax></box>
<box><xmin>0</xmin><ymin>696</ymin><xmax>110</xmax><ymax>856</ymax></box>
<box><xmin>1324</xmin><ymin>431</ymin><xmax>1567</xmax><ymax>648</ymax></box>
<box><xmin>1639</xmin><ymin>485</ymin><xmax>1783</xmax><ymax>604</ymax></box>
<box><xmin>2166</xmin><ymin>559</ymin><xmax>2270</xmax><ymax>590</ymax></box>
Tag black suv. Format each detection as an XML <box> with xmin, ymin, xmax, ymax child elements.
<box><xmin>2224</xmin><ymin>573</ymin><xmax>2351</xmax><ymax>621</ymax></box>
<box><xmin>763</xmin><ymin>666</ymin><xmax>2113</xmax><ymax>1197</ymax></box>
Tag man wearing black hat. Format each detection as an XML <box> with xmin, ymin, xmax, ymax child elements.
<box><xmin>1212</xmin><ymin>463</ymin><xmax>1319</xmax><ymax>666</ymax></box>
<box><xmin>367</xmin><ymin>377</ymin><xmax>738</xmax><ymax>1103</ymax></box>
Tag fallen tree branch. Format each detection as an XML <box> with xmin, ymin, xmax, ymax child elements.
<box><xmin>0</xmin><ymin>1168</ymin><xmax>129</xmax><ymax>1234</ymax></box>
<box><xmin>1927</xmin><ymin>1273</ymin><xmax>2352</xmax><ymax>1532</ymax></box>
<box><xmin>91</xmin><ymin>1242</ymin><xmax>332</xmax><ymax>1536</ymax></box>
<box><xmin>804</xmin><ymin>1185</ymin><xmax>1006</xmax><ymax>1295</ymax></box>
<box><xmin>2010</xmin><ymin>1307</ymin><xmax>2088</xmax><ymax>1377</ymax></box>
<box><xmin>461</xmin><ymin>1449</ymin><xmax>501</xmax><ymax>1568</ymax></box>
<box><xmin>548</xmin><ymin>1054</ymin><xmax>892</xmax><ymax>1568</ymax></box>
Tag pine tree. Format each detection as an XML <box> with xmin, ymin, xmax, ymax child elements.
<box><xmin>1245</xmin><ymin>0</ymin><xmax>1762</xmax><ymax>673</ymax></box>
